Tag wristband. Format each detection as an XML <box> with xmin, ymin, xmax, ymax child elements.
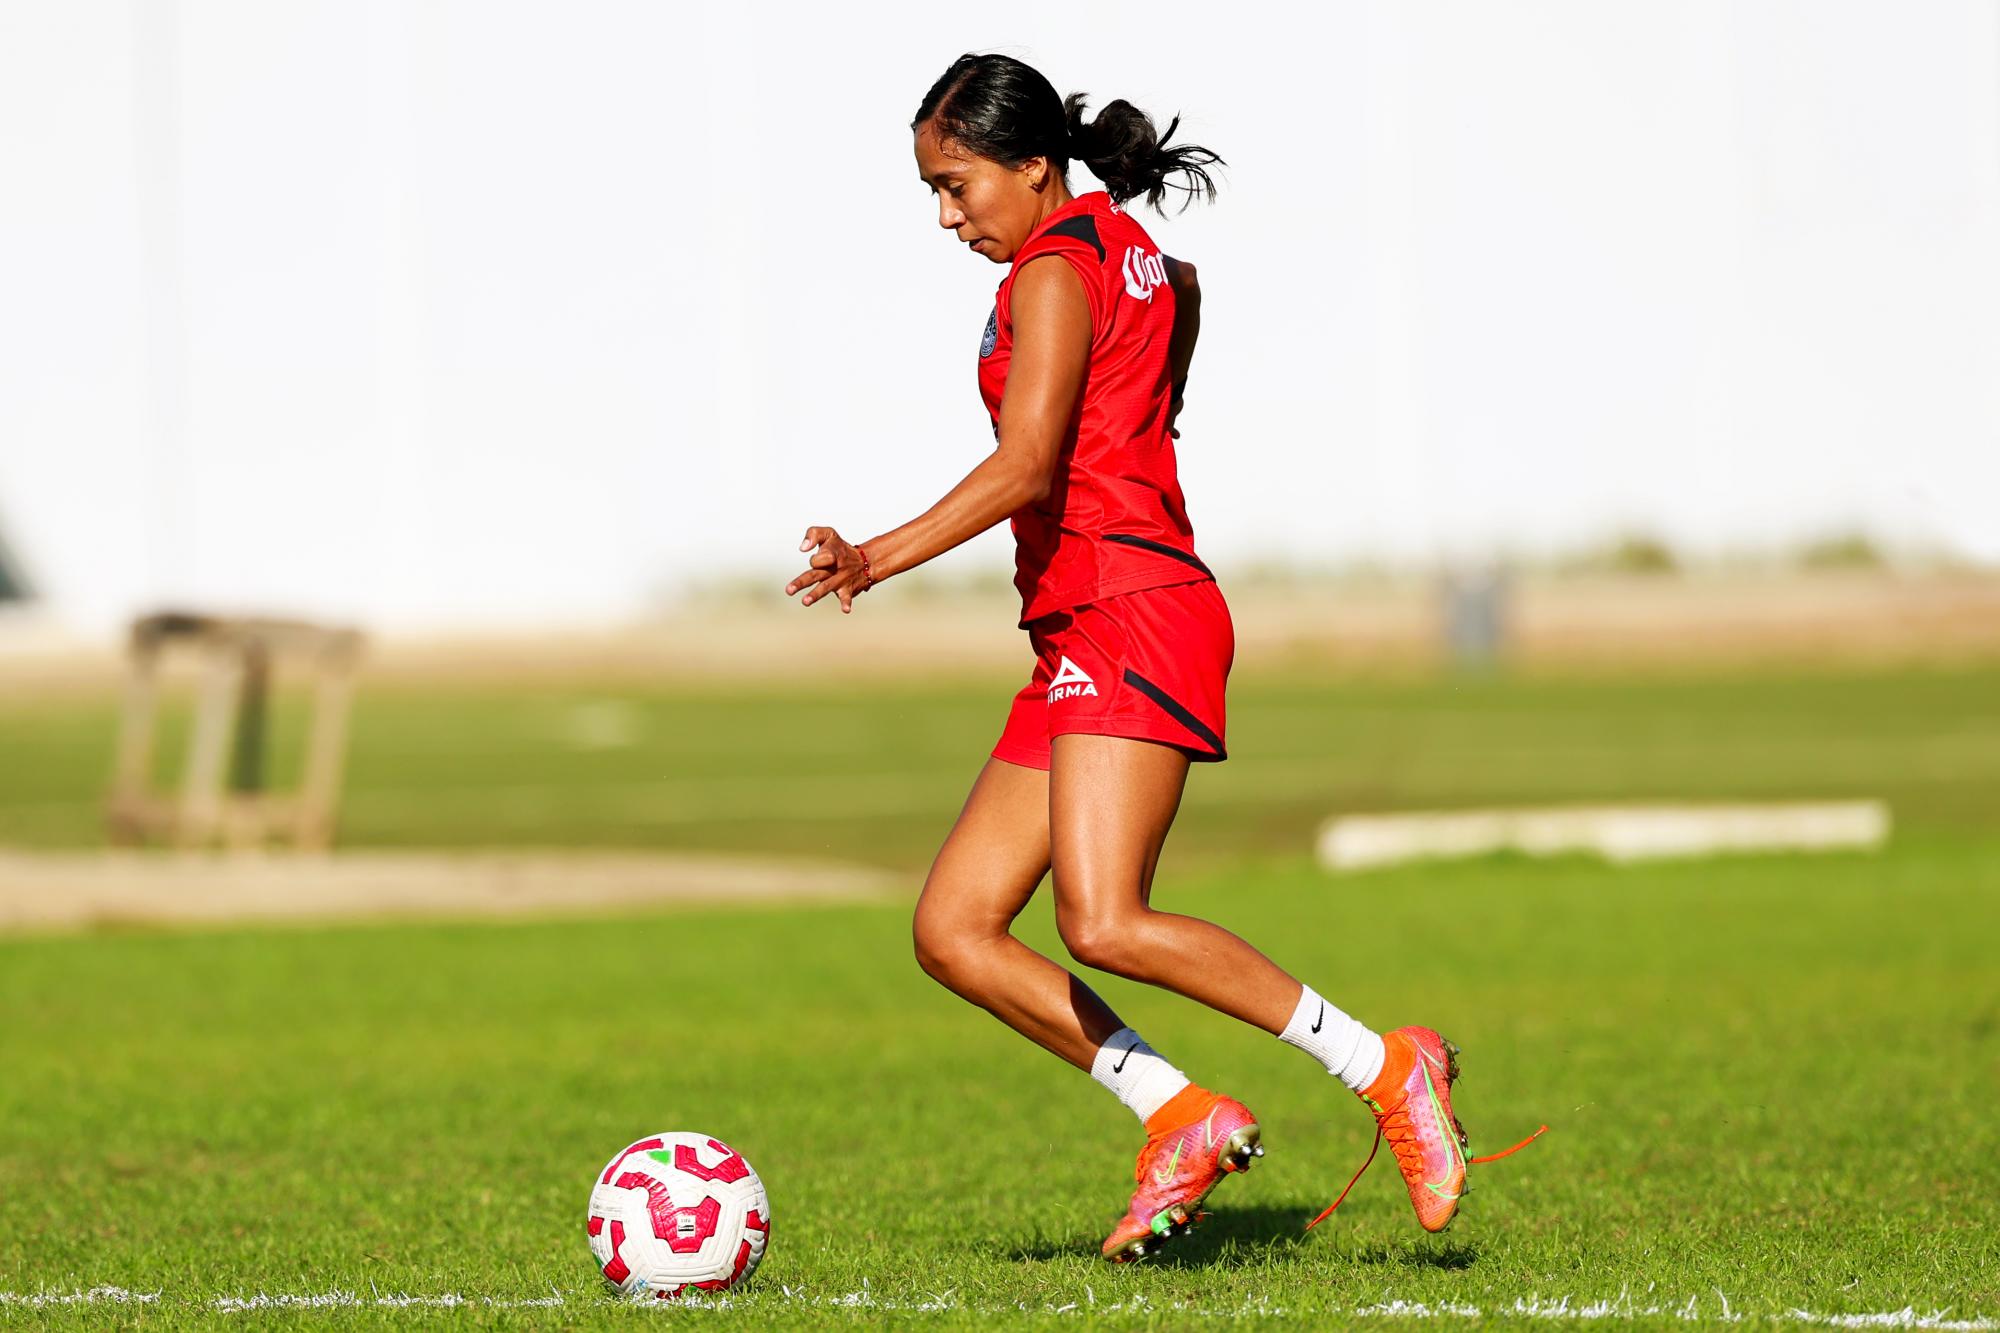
<box><xmin>855</xmin><ymin>544</ymin><xmax>875</xmax><ymax>590</ymax></box>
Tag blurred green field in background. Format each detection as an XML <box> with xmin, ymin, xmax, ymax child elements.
<box><xmin>1</xmin><ymin>664</ymin><xmax>1997</xmax><ymax>1327</ymax></box>
<box><xmin>3</xmin><ymin>665</ymin><xmax>1999</xmax><ymax>868</ymax></box>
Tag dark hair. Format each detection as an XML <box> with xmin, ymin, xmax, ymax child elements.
<box><xmin>912</xmin><ymin>53</ymin><xmax>1222</xmax><ymax>212</ymax></box>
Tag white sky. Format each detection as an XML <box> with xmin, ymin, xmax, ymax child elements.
<box><xmin>1</xmin><ymin>0</ymin><xmax>1996</xmax><ymax>633</ymax></box>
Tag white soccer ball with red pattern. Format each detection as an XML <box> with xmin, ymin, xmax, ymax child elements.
<box><xmin>586</xmin><ymin>1132</ymin><xmax>770</xmax><ymax>1300</ymax></box>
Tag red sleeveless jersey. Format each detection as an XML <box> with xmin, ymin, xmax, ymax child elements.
<box><xmin>978</xmin><ymin>191</ymin><xmax>1211</xmax><ymax>625</ymax></box>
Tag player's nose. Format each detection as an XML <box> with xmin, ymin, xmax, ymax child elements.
<box><xmin>937</xmin><ymin>201</ymin><xmax>964</xmax><ymax>230</ymax></box>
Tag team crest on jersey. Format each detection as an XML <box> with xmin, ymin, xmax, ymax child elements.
<box><xmin>980</xmin><ymin>306</ymin><xmax>998</xmax><ymax>358</ymax></box>
<box><xmin>1047</xmin><ymin>656</ymin><xmax>1098</xmax><ymax>704</ymax></box>
<box><xmin>1123</xmin><ymin>246</ymin><xmax>1168</xmax><ymax>302</ymax></box>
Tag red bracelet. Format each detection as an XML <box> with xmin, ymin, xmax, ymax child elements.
<box><xmin>855</xmin><ymin>544</ymin><xmax>875</xmax><ymax>590</ymax></box>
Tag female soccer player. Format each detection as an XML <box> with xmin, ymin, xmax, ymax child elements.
<box><xmin>785</xmin><ymin>53</ymin><xmax>1532</xmax><ymax>1261</ymax></box>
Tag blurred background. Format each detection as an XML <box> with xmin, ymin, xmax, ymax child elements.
<box><xmin>1</xmin><ymin>0</ymin><xmax>1997</xmax><ymax>875</ymax></box>
<box><xmin>4</xmin><ymin>0</ymin><xmax>1998</xmax><ymax>629</ymax></box>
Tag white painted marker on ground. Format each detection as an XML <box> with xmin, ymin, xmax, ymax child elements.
<box><xmin>1317</xmin><ymin>801</ymin><xmax>1890</xmax><ymax>872</ymax></box>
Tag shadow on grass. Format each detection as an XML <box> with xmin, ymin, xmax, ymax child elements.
<box><xmin>1348</xmin><ymin>1237</ymin><xmax>1480</xmax><ymax>1271</ymax></box>
<box><xmin>1002</xmin><ymin>1204</ymin><xmax>1480</xmax><ymax>1271</ymax></box>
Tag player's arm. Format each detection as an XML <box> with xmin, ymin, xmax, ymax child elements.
<box><xmin>787</xmin><ymin>257</ymin><xmax>1092</xmax><ymax>613</ymax></box>
<box><xmin>1163</xmin><ymin>256</ymin><xmax>1200</xmax><ymax>436</ymax></box>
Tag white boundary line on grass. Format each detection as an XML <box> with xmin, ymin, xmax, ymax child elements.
<box><xmin>0</xmin><ymin>1285</ymin><xmax>1993</xmax><ymax>1327</ymax></box>
<box><xmin>1315</xmin><ymin>801</ymin><xmax>1891</xmax><ymax>871</ymax></box>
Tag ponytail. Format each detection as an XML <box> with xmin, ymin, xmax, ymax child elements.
<box><xmin>1062</xmin><ymin>93</ymin><xmax>1222</xmax><ymax>212</ymax></box>
<box><xmin>914</xmin><ymin>53</ymin><xmax>1224</xmax><ymax>213</ymax></box>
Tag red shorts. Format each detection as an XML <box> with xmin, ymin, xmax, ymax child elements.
<box><xmin>992</xmin><ymin>579</ymin><xmax>1234</xmax><ymax>771</ymax></box>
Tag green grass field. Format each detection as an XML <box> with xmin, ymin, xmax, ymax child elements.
<box><xmin>2</xmin><ymin>666</ymin><xmax>1997</xmax><ymax>1327</ymax></box>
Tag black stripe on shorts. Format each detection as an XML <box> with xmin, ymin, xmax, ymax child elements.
<box><xmin>1123</xmin><ymin>668</ymin><xmax>1226</xmax><ymax>760</ymax></box>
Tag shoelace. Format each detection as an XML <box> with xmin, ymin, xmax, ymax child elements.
<box><xmin>1305</xmin><ymin>1119</ymin><xmax>1548</xmax><ymax>1231</ymax></box>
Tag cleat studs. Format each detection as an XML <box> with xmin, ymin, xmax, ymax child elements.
<box><xmin>1220</xmin><ymin>1122</ymin><xmax>1264</xmax><ymax>1173</ymax></box>
<box><xmin>1219</xmin><ymin>1123</ymin><xmax>1264</xmax><ymax>1171</ymax></box>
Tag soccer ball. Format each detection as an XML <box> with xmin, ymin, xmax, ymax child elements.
<box><xmin>586</xmin><ymin>1132</ymin><xmax>771</xmax><ymax>1300</ymax></box>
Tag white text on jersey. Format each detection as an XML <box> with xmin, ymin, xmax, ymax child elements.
<box><xmin>1123</xmin><ymin>247</ymin><xmax>1168</xmax><ymax>302</ymax></box>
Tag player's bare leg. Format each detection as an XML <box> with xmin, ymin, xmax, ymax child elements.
<box><xmin>913</xmin><ymin>755</ymin><xmax>1126</xmax><ymax>1067</ymax></box>
<box><xmin>1042</xmin><ymin>734</ymin><xmax>1292</xmax><ymax>1258</ymax></box>
<box><xmin>913</xmin><ymin>755</ymin><xmax>1260</xmax><ymax>1260</ymax></box>
<box><xmin>1047</xmin><ymin>733</ymin><xmax>1302</xmax><ymax>1033</ymax></box>
<box><xmin>1046</xmin><ymin>732</ymin><xmax>1547</xmax><ymax>1235</ymax></box>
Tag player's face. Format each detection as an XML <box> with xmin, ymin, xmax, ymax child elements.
<box><xmin>914</xmin><ymin>120</ymin><xmax>1047</xmax><ymax>265</ymax></box>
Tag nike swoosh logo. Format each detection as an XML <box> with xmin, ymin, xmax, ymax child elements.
<box><xmin>1153</xmin><ymin>1138</ymin><xmax>1186</xmax><ymax>1186</ymax></box>
<box><xmin>1112</xmin><ymin>1044</ymin><xmax>1134</xmax><ymax>1075</ymax></box>
<box><xmin>1310</xmin><ymin>1002</ymin><xmax>1325</xmax><ymax>1034</ymax></box>
<box><xmin>1417</xmin><ymin>1062</ymin><xmax>1466</xmax><ymax>1196</ymax></box>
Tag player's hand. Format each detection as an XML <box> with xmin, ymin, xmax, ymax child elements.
<box><xmin>785</xmin><ymin>526</ymin><xmax>871</xmax><ymax>614</ymax></box>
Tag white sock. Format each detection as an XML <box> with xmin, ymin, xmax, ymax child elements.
<box><xmin>1090</xmin><ymin>1027</ymin><xmax>1192</xmax><ymax>1124</ymax></box>
<box><xmin>1279</xmin><ymin>985</ymin><xmax>1386</xmax><ymax>1092</ymax></box>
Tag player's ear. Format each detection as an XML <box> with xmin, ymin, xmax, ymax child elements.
<box><xmin>1024</xmin><ymin>155</ymin><xmax>1051</xmax><ymax>192</ymax></box>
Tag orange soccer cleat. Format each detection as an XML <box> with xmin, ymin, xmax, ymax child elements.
<box><xmin>1307</xmin><ymin>1025</ymin><xmax>1546</xmax><ymax>1235</ymax></box>
<box><xmin>1101</xmin><ymin>1085</ymin><xmax>1264</xmax><ymax>1262</ymax></box>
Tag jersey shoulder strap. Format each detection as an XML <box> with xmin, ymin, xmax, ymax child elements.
<box><xmin>1034</xmin><ymin>212</ymin><xmax>1106</xmax><ymax>263</ymax></box>
<box><xmin>1007</xmin><ymin>210</ymin><xmax>1111</xmax><ymax>336</ymax></box>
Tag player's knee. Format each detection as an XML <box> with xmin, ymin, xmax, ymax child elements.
<box><xmin>912</xmin><ymin>901</ymin><xmax>980</xmax><ymax>989</ymax></box>
<box><xmin>1057</xmin><ymin>908</ymin><xmax>1145</xmax><ymax>979</ymax></box>
<box><xmin>911</xmin><ymin>913</ymin><xmax>955</xmax><ymax>984</ymax></box>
